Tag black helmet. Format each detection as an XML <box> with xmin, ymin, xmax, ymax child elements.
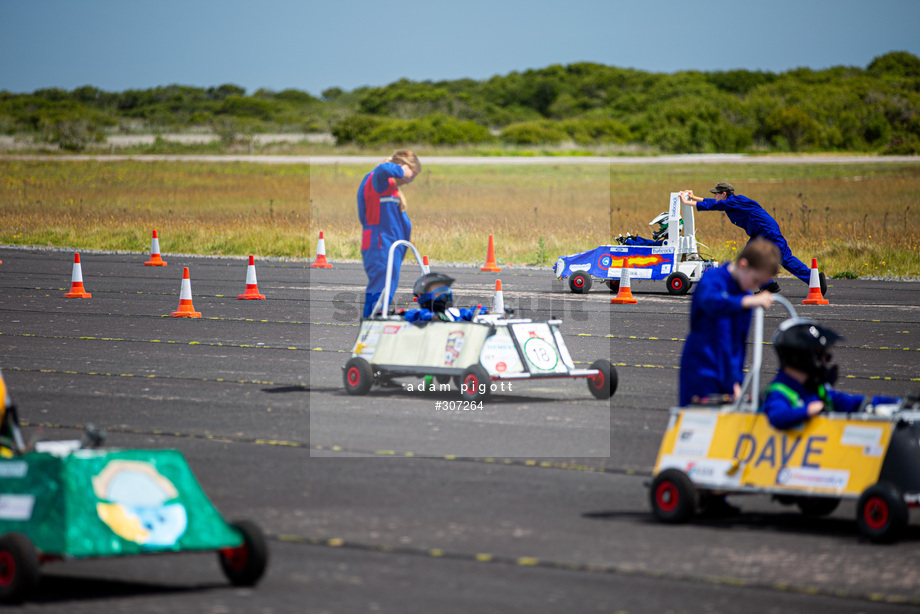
<box><xmin>413</xmin><ymin>272</ymin><xmax>455</xmax><ymax>312</ymax></box>
<box><xmin>772</xmin><ymin>319</ymin><xmax>841</xmax><ymax>387</ymax></box>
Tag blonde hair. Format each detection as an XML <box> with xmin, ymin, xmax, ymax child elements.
<box><xmin>386</xmin><ymin>149</ymin><xmax>422</xmax><ymax>175</ymax></box>
<box><xmin>738</xmin><ymin>237</ymin><xmax>780</xmax><ymax>276</ymax></box>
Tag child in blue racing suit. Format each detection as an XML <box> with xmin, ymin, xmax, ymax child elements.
<box><xmin>681</xmin><ymin>183</ymin><xmax>822</xmax><ymax>295</ymax></box>
<box><xmin>358</xmin><ymin>150</ymin><xmax>421</xmax><ymax>318</ymax></box>
<box><xmin>679</xmin><ymin>238</ymin><xmax>779</xmax><ymax>406</ymax></box>
<box><xmin>404</xmin><ymin>272</ymin><xmax>487</xmax><ymax>323</ymax></box>
<box><xmin>763</xmin><ymin>319</ymin><xmax>899</xmax><ymax>429</ymax></box>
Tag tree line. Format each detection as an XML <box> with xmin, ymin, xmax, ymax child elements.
<box><xmin>2</xmin><ymin>51</ymin><xmax>918</xmax><ymax>153</ymax></box>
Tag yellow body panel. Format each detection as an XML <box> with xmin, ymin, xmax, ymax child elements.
<box><xmin>654</xmin><ymin>409</ymin><xmax>893</xmax><ymax>497</ymax></box>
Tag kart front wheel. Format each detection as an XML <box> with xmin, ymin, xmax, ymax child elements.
<box><xmin>666</xmin><ymin>272</ymin><xmax>691</xmax><ymax>295</ymax></box>
<box><xmin>459</xmin><ymin>365</ymin><xmax>492</xmax><ymax>402</ymax></box>
<box><xmin>569</xmin><ymin>272</ymin><xmax>592</xmax><ymax>294</ymax></box>
<box><xmin>606</xmin><ymin>279</ymin><xmax>619</xmax><ymax>293</ymax></box>
<box><xmin>587</xmin><ymin>359</ymin><xmax>617</xmax><ymax>399</ymax></box>
<box><xmin>0</xmin><ymin>533</ymin><xmax>39</xmax><ymax>604</ymax></box>
<box><xmin>857</xmin><ymin>483</ymin><xmax>908</xmax><ymax>543</ymax></box>
<box><xmin>650</xmin><ymin>469</ymin><xmax>697</xmax><ymax>523</ymax></box>
<box><xmin>343</xmin><ymin>357</ymin><xmax>374</xmax><ymax>396</ymax></box>
<box><xmin>219</xmin><ymin>520</ymin><xmax>269</xmax><ymax>587</ymax></box>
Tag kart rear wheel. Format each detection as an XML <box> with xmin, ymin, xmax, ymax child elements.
<box><xmin>857</xmin><ymin>483</ymin><xmax>908</xmax><ymax>543</ymax></box>
<box><xmin>219</xmin><ymin>520</ymin><xmax>269</xmax><ymax>587</ymax></box>
<box><xmin>587</xmin><ymin>359</ymin><xmax>617</xmax><ymax>399</ymax></box>
<box><xmin>0</xmin><ymin>533</ymin><xmax>39</xmax><ymax>604</ymax></box>
<box><xmin>459</xmin><ymin>365</ymin><xmax>491</xmax><ymax>402</ymax></box>
<box><xmin>666</xmin><ymin>272</ymin><xmax>690</xmax><ymax>295</ymax></box>
<box><xmin>569</xmin><ymin>272</ymin><xmax>592</xmax><ymax>294</ymax></box>
<box><xmin>606</xmin><ymin>279</ymin><xmax>619</xmax><ymax>293</ymax></box>
<box><xmin>343</xmin><ymin>357</ymin><xmax>374</xmax><ymax>396</ymax></box>
<box><xmin>796</xmin><ymin>497</ymin><xmax>840</xmax><ymax>517</ymax></box>
<box><xmin>650</xmin><ymin>469</ymin><xmax>697</xmax><ymax>523</ymax></box>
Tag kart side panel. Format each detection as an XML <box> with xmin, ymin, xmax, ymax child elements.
<box><xmin>555</xmin><ymin>245</ymin><xmax>676</xmax><ymax>281</ymax></box>
<box><xmin>360</xmin><ymin>320</ymin><xmax>492</xmax><ymax>371</ymax></box>
<box><xmin>654</xmin><ymin>409</ymin><xmax>893</xmax><ymax>496</ymax></box>
<box><xmin>0</xmin><ymin>450</ymin><xmax>242</xmax><ymax>557</ymax></box>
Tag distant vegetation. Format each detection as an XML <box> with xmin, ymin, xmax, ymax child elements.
<box><xmin>2</xmin><ymin>51</ymin><xmax>919</xmax><ymax>154</ymax></box>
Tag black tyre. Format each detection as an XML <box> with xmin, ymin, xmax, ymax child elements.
<box><xmin>343</xmin><ymin>357</ymin><xmax>374</xmax><ymax>396</ymax></box>
<box><xmin>606</xmin><ymin>279</ymin><xmax>620</xmax><ymax>293</ymax></box>
<box><xmin>568</xmin><ymin>272</ymin><xmax>592</xmax><ymax>294</ymax></box>
<box><xmin>459</xmin><ymin>365</ymin><xmax>491</xmax><ymax>402</ymax></box>
<box><xmin>650</xmin><ymin>469</ymin><xmax>697</xmax><ymax>523</ymax></box>
<box><xmin>0</xmin><ymin>533</ymin><xmax>39</xmax><ymax>604</ymax></box>
<box><xmin>587</xmin><ymin>359</ymin><xmax>617</xmax><ymax>399</ymax></box>
<box><xmin>796</xmin><ymin>497</ymin><xmax>840</xmax><ymax>517</ymax></box>
<box><xmin>666</xmin><ymin>272</ymin><xmax>690</xmax><ymax>295</ymax></box>
<box><xmin>857</xmin><ymin>483</ymin><xmax>908</xmax><ymax>543</ymax></box>
<box><xmin>435</xmin><ymin>374</ymin><xmax>452</xmax><ymax>386</ymax></box>
<box><xmin>219</xmin><ymin>520</ymin><xmax>269</xmax><ymax>587</ymax></box>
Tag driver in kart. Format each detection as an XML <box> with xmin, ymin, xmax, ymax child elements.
<box><xmin>616</xmin><ymin>211</ymin><xmax>682</xmax><ymax>247</ymax></box>
<box><xmin>404</xmin><ymin>273</ymin><xmax>487</xmax><ymax>324</ymax></box>
<box><xmin>763</xmin><ymin>320</ymin><xmax>900</xmax><ymax>429</ymax></box>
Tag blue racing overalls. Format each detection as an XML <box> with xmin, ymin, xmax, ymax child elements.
<box><xmin>357</xmin><ymin>162</ymin><xmax>412</xmax><ymax>317</ymax></box>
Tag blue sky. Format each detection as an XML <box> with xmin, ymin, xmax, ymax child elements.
<box><xmin>2</xmin><ymin>0</ymin><xmax>918</xmax><ymax>96</ymax></box>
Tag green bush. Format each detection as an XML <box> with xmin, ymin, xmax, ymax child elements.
<box><xmin>499</xmin><ymin>121</ymin><xmax>567</xmax><ymax>145</ymax></box>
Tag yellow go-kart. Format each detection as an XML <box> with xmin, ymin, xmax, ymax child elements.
<box><xmin>649</xmin><ymin>296</ymin><xmax>920</xmax><ymax>543</ymax></box>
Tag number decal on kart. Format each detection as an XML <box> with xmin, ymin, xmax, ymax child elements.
<box><xmin>523</xmin><ymin>338</ymin><xmax>559</xmax><ymax>370</ymax></box>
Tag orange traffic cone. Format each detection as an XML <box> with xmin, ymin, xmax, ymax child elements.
<box><xmin>422</xmin><ymin>255</ymin><xmax>430</xmax><ymax>275</ymax></box>
<box><xmin>238</xmin><ymin>255</ymin><xmax>266</xmax><ymax>300</ymax></box>
<box><xmin>802</xmin><ymin>258</ymin><xmax>829</xmax><ymax>305</ymax></box>
<box><xmin>610</xmin><ymin>267</ymin><xmax>637</xmax><ymax>304</ymax></box>
<box><xmin>480</xmin><ymin>234</ymin><xmax>502</xmax><ymax>272</ymax></box>
<box><xmin>311</xmin><ymin>231</ymin><xmax>333</xmax><ymax>269</ymax></box>
<box><xmin>171</xmin><ymin>267</ymin><xmax>202</xmax><ymax>318</ymax></box>
<box><xmin>64</xmin><ymin>253</ymin><xmax>92</xmax><ymax>298</ymax></box>
<box><xmin>144</xmin><ymin>229</ymin><xmax>167</xmax><ymax>266</ymax></box>
<box><xmin>492</xmin><ymin>279</ymin><xmax>505</xmax><ymax>316</ymax></box>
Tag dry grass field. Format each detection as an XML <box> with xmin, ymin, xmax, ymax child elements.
<box><xmin>2</xmin><ymin>159</ymin><xmax>919</xmax><ymax>277</ymax></box>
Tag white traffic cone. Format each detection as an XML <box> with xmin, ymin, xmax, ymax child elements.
<box><xmin>492</xmin><ymin>279</ymin><xmax>505</xmax><ymax>317</ymax></box>
<box><xmin>311</xmin><ymin>231</ymin><xmax>333</xmax><ymax>268</ymax></box>
<box><xmin>170</xmin><ymin>267</ymin><xmax>202</xmax><ymax>317</ymax></box>
<box><xmin>64</xmin><ymin>253</ymin><xmax>92</xmax><ymax>298</ymax></box>
<box><xmin>144</xmin><ymin>229</ymin><xmax>167</xmax><ymax>266</ymax></box>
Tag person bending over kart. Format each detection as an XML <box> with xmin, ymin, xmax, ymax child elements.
<box><xmin>763</xmin><ymin>320</ymin><xmax>900</xmax><ymax>430</ymax></box>
<box><xmin>404</xmin><ymin>273</ymin><xmax>487</xmax><ymax>324</ymax></box>
<box><xmin>358</xmin><ymin>150</ymin><xmax>422</xmax><ymax>318</ymax></box>
<box><xmin>680</xmin><ymin>182</ymin><xmax>824</xmax><ymax>296</ymax></box>
<box><xmin>615</xmin><ymin>211</ymin><xmax>681</xmax><ymax>246</ymax></box>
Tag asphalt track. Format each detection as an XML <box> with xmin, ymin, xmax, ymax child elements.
<box><xmin>1</xmin><ymin>246</ymin><xmax>919</xmax><ymax>613</ymax></box>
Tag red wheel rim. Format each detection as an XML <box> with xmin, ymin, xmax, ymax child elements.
<box><xmin>655</xmin><ymin>481</ymin><xmax>679</xmax><ymax>513</ymax></box>
<box><xmin>0</xmin><ymin>551</ymin><xmax>15</xmax><ymax>587</ymax></box>
<box><xmin>590</xmin><ymin>371</ymin><xmax>605</xmax><ymax>390</ymax></box>
<box><xmin>464</xmin><ymin>374</ymin><xmax>478</xmax><ymax>390</ymax></box>
<box><xmin>670</xmin><ymin>278</ymin><xmax>682</xmax><ymax>291</ymax></box>
<box><xmin>347</xmin><ymin>366</ymin><xmax>361</xmax><ymax>387</ymax></box>
<box><xmin>864</xmin><ymin>497</ymin><xmax>889</xmax><ymax>530</ymax></box>
<box><xmin>220</xmin><ymin>544</ymin><xmax>249</xmax><ymax>571</ymax></box>
<box><xmin>574</xmin><ymin>277</ymin><xmax>584</xmax><ymax>288</ymax></box>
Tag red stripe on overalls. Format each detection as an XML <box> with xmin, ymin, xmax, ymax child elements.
<box><xmin>362</xmin><ymin>174</ymin><xmax>399</xmax><ymax>250</ymax></box>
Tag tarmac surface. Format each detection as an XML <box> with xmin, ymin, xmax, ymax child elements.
<box><xmin>1</xmin><ymin>246</ymin><xmax>919</xmax><ymax>613</ymax></box>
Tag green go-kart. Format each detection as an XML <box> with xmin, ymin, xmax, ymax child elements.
<box><xmin>0</xmin><ymin>369</ymin><xmax>268</xmax><ymax>603</ymax></box>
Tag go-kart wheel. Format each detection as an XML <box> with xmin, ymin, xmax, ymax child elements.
<box><xmin>219</xmin><ymin>520</ymin><xmax>269</xmax><ymax>587</ymax></box>
<box><xmin>606</xmin><ymin>279</ymin><xmax>619</xmax><ymax>293</ymax></box>
<box><xmin>343</xmin><ymin>357</ymin><xmax>374</xmax><ymax>396</ymax></box>
<box><xmin>0</xmin><ymin>533</ymin><xmax>39</xmax><ymax>604</ymax></box>
<box><xmin>568</xmin><ymin>272</ymin><xmax>592</xmax><ymax>294</ymax></box>
<box><xmin>459</xmin><ymin>365</ymin><xmax>491</xmax><ymax>402</ymax></box>
<box><xmin>666</xmin><ymin>272</ymin><xmax>690</xmax><ymax>295</ymax></box>
<box><xmin>587</xmin><ymin>359</ymin><xmax>617</xmax><ymax>399</ymax></box>
<box><xmin>650</xmin><ymin>469</ymin><xmax>697</xmax><ymax>523</ymax></box>
<box><xmin>857</xmin><ymin>483</ymin><xmax>908</xmax><ymax>543</ymax></box>
<box><xmin>796</xmin><ymin>497</ymin><xmax>840</xmax><ymax>517</ymax></box>
<box><xmin>435</xmin><ymin>374</ymin><xmax>452</xmax><ymax>386</ymax></box>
